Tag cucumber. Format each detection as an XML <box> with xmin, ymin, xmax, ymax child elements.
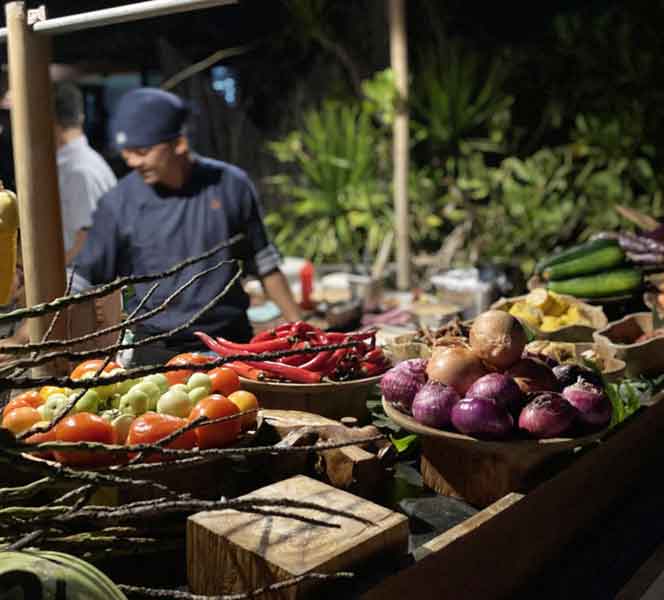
<box><xmin>535</xmin><ymin>239</ymin><xmax>618</xmax><ymax>274</ymax></box>
<box><xmin>547</xmin><ymin>268</ymin><xmax>642</xmax><ymax>298</ymax></box>
<box><xmin>543</xmin><ymin>244</ymin><xmax>625</xmax><ymax>280</ymax></box>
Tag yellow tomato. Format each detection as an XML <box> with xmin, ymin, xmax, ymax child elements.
<box><xmin>39</xmin><ymin>386</ymin><xmax>69</xmax><ymax>402</ymax></box>
<box><xmin>227</xmin><ymin>391</ymin><xmax>259</xmax><ymax>430</ymax></box>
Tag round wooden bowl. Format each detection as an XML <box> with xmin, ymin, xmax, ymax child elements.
<box><xmin>593</xmin><ymin>312</ymin><xmax>664</xmax><ymax>378</ymax></box>
<box><xmin>239</xmin><ymin>375</ymin><xmax>383</xmax><ymax>422</ymax></box>
<box><xmin>382</xmin><ymin>396</ymin><xmax>607</xmax><ymax>507</ymax></box>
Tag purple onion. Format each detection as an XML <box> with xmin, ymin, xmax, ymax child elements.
<box><xmin>411</xmin><ymin>381</ymin><xmax>460</xmax><ymax>428</ymax></box>
<box><xmin>518</xmin><ymin>393</ymin><xmax>578</xmax><ymax>438</ymax></box>
<box><xmin>466</xmin><ymin>373</ymin><xmax>524</xmax><ymax>417</ymax></box>
<box><xmin>380</xmin><ymin>359</ymin><xmax>428</xmax><ymax>412</ymax></box>
<box><xmin>450</xmin><ymin>396</ymin><xmax>514</xmax><ymax>439</ymax></box>
<box><xmin>562</xmin><ymin>380</ymin><xmax>612</xmax><ymax>428</ymax></box>
<box><xmin>553</xmin><ymin>364</ymin><xmax>603</xmax><ymax>389</ymax></box>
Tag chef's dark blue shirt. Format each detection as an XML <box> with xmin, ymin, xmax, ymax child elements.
<box><xmin>74</xmin><ymin>156</ymin><xmax>281</xmax><ymax>343</ymax></box>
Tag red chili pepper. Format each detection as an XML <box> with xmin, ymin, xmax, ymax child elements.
<box><xmin>363</xmin><ymin>348</ymin><xmax>385</xmax><ymax>363</ymax></box>
<box><xmin>300</xmin><ymin>349</ymin><xmax>334</xmax><ymax>371</ymax></box>
<box><xmin>215</xmin><ymin>335</ymin><xmax>292</xmax><ymax>353</ymax></box>
<box><xmin>319</xmin><ymin>348</ymin><xmax>349</xmax><ymax>378</ymax></box>
<box><xmin>279</xmin><ymin>341</ymin><xmax>313</xmax><ymax>366</ymax></box>
<box><xmin>359</xmin><ymin>362</ymin><xmax>386</xmax><ymax>377</ymax></box>
<box><xmin>243</xmin><ymin>360</ymin><xmax>322</xmax><ymax>384</ymax></box>
<box><xmin>250</xmin><ymin>330</ymin><xmax>277</xmax><ymax>343</ymax></box>
<box><xmin>288</xmin><ymin>321</ymin><xmax>321</xmax><ymax>337</ymax></box>
<box><xmin>227</xmin><ymin>361</ymin><xmax>266</xmax><ymax>381</ymax></box>
<box><xmin>194</xmin><ymin>331</ymin><xmax>229</xmax><ymax>355</ymax></box>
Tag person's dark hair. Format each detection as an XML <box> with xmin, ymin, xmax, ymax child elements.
<box><xmin>53</xmin><ymin>82</ymin><xmax>84</xmax><ymax>128</ymax></box>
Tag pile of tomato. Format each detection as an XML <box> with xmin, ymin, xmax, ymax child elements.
<box><xmin>1</xmin><ymin>353</ymin><xmax>260</xmax><ymax>468</ymax></box>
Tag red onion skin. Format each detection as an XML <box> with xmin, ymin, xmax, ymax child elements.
<box><xmin>518</xmin><ymin>393</ymin><xmax>578</xmax><ymax>439</ymax></box>
<box><xmin>466</xmin><ymin>373</ymin><xmax>524</xmax><ymax>417</ymax></box>
<box><xmin>562</xmin><ymin>381</ymin><xmax>612</xmax><ymax>428</ymax></box>
<box><xmin>411</xmin><ymin>382</ymin><xmax>460</xmax><ymax>428</ymax></box>
<box><xmin>380</xmin><ymin>359</ymin><xmax>428</xmax><ymax>412</ymax></box>
<box><xmin>450</xmin><ymin>396</ymin><xmax>514</xmax><ymax>439</ymax></box>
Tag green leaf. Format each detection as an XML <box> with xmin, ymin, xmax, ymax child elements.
<box><xmin>390</xmin><ymin>434</ymin><xmax>419</xmax><ymax>454</ymax></box>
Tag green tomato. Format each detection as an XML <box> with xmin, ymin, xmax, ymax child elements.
<box><xmin>146</xmin><ymin>373</ymin><xmax>170</xmax><ymax>394</ymax></box>
<box><xmin>157</xmin><ymin>389</ymin><xmax>193</xmax><ymax>418</ymax></box>
<box><xmin>111</xmin><ymin>413</ymin><xmax>134</xmax><ymax>444</ymax></box>
<box><xmin>171</xmin><ymin>383</ymin><xmax>188</xmax><ymax>394</ymax></box>
<box><xmin>186</xmin><ymin>372</ymin><xmax>212</xmax><ymax>393</ymax></box>
<box><xmin>110</xmin><ymin>393</ymin><xmax>123</xmax><ymax>410</ymax></box>
<box><xmin>134</xmin><ymin>382</ymin><xmax>161</xmax><ymax>411</ymax></box>
<box><xmin>188</xmin><ymin>386</ymin><xmax>209</xmax><ymax>405</ymax></box>
<box><xmin>115</xmin><ymin>378</ymin><xmax>140</xmax><ymax>396</ymax></box>
<box><xmin>119</xmin><ymin>389</ymin><xmax>149</xmax><ymax>416</ymax></box>
<box><xmin>37</xmin><ymin>402</ymin><xmax>55</xmax><ymax>421</ymax></box>
<box><xmin>38</xmin><ymin>393</ymin><xmax>69</xmax><ymax>421</ymax></box>
<box><xmin>71</xmin><ymin>389</ymin><xmax>101</xmax><ymax>414</ymax></box>
<box><xmin>99</xmin><ymin>409</ymin><xmax>121</xmax><ymax>423</ymax></box>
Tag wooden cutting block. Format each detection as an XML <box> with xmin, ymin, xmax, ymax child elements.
<box><xmin>187</xmin><ymin>475</ymin><xmax>409</xmax><ymax>599</ymax></box>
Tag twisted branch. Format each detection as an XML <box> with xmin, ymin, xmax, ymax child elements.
<box><xmin>118</xmin><ymin>572</ymin><xmax>354</xmax><ymax>599</ymax></box>
<box><xmin>0</xmin><ymin>234</ymin><xmax>244</xmax><ymax>325</ymax></box>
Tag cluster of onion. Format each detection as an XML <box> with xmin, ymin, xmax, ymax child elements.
<box><xmin>382</xmin><ymin>310</ymin><xmax>612</xmax><ymax>439</ymax></box>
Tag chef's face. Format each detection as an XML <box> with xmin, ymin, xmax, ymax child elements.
<box><xmin>121</xmin><ymin>136</ymin><xmax>188</xmax><ymax>187</ymax></box>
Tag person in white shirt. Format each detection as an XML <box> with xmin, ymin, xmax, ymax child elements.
<box><xmin>54</xmin><ymin>82</ymin><xmax>117</xmax><ymax>264</ymax></box>
<box><xmin>0</xmin><ymin>83</ymin><xmax>119</xmax><ymax>355</ymax></box>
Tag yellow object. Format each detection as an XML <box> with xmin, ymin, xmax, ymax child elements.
<box><xmin>540</xmin><ymin>315</ymin><xmax>564</xmax><ymax>332</ymax></box>
<box><xmin>508</xmin><ymin>303</ymin><xmax>541</xmax><ymax>329</ymax></box>
<box><xmin>39</xmin><ymin>386</ymin><xmax>70</xmax><ymax>402</ymax></box>
<box><xmin>0</xmin><ymin>181</ymin><xmax>18</xmax><ymax>305</ymax></box>
<box><xmin>508</xmin><ymin>288</ymin><xmax>589</xmax><ymax>331</ymax></box>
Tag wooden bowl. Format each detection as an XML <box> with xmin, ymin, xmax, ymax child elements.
<box><xmin>382</xmin><ymin>397</ymin><xmax>607</xmax><ymax>507</ymax></box>
<box><xmin>492</xmin><ymin>293</ymin><xmax>608</xmax><ymax>342</ymax></box>
<box><xmin>382</xmin><ymin>332</ymin><xmax>432</xmax><ymax>363</ymax></box>
<box><xmin>239</xmin><ymin>375</ymin><xmax>383</xmax><ymax>422</ymax></box>
<box><xmin>593</xmin><ymin>312</ymin><xmax>664</xmax><ymax>377</ymax></box>
<box><xmin>525</xmin><ymin>340</ymin><xmax>626</xmax><ymax>383</ymax></box>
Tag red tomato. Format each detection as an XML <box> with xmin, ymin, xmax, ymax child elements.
<box><xmin>207</xmin><ymin>366</ymin><xmax>240</xmax><ymax>396</ymax></box>
<box><xmin>2</xmin><ymin>406</ymin><xmax>42</xmax><ymax>435</ymax></box>
<box><xmin>25</xmin><ymin>424</ymin><xmax>57</xmax><ymax>460</ymax></box>
<box><xmin>2</xmin><ymin>391</ymin><xmax>44</xmax><ymax>417</ymax></box>
<box><xmin>70</xmin><ymin>359</ymin><xmax>122</xmax><ymax>381</ymax></box>
<box><xmin>54</xmin><ymin>412</ymin><xmax>117</xmax><ymax>467</ymax></box>
<box><xmin>188</xmin><ymin>394</ymin><xmax>241</xmax><ymax>449</ymax></box>
<box><xmin>164</xmin><ymin>353</ymin><xmax>214</xmax><ymax>386</ymax></box>
<box><xmin>126</xmin><ymin>412</ymin><xmax>196</xmax><ymax>462</ymax></box>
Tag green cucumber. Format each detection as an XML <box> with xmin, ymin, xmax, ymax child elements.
<box><xmin>547</xmin><ymin>268</ymin><xmax>642</xmax><ymax>298</ymax></box>
<box><xmin>543</xmin><ymin>244</ymin><xmax>625</xmax><ymax>280</ymax></box>
<box><xmin>535</xmin><ymin>238</ymin><xmax>618</xmax><ymax>274</ymax></box>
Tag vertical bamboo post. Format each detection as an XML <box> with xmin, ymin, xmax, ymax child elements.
<box><xmin>389</xmin><ymin>0</ymin><xmax>411</xmax><ymax>290</ymax></box>
<box><xmin>6</xmin><ymin>2</ymin><xmax>65</xmax><ymax>373</ymax></box>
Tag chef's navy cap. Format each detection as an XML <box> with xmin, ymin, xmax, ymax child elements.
<box><xmin>112</xmin><ymin>87</ymin><xmax>189</xmax><ymax>149</ymax></box>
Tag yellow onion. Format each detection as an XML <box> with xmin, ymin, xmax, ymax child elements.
<box><xmin>426</xmin><ymin>345</ymin><xmax>488</xmax><ymax>396</ymax></box>
<box><xmin>469</xmin><ymin>310</ymin><xmax>527</xmax><ymax>370</ymax></box>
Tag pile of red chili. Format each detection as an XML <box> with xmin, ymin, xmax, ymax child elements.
<box><xmin>194</xmin><ymin>321</ymin><xmax>390</xmax><ymax>384</ymax></box>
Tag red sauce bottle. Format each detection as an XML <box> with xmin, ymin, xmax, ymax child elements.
<box><xmin>299</xmin><ymin>260</ymin><xmax>315</xmax><ymax>310</ymax></box>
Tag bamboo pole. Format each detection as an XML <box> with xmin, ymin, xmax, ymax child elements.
<box><xmin>6</xmin><ymin>2</ymin><xmax>66</xmax><ymax>373</ymax></box>
<box><xmin>0</xmin><ymin>0</ymin><xmax>237</xmax><ymax>41</ymax></box>
<box><xmin>389</xmin><ymin>0</ymin><xmax>411</xmax><ymax>290</ymax></box>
